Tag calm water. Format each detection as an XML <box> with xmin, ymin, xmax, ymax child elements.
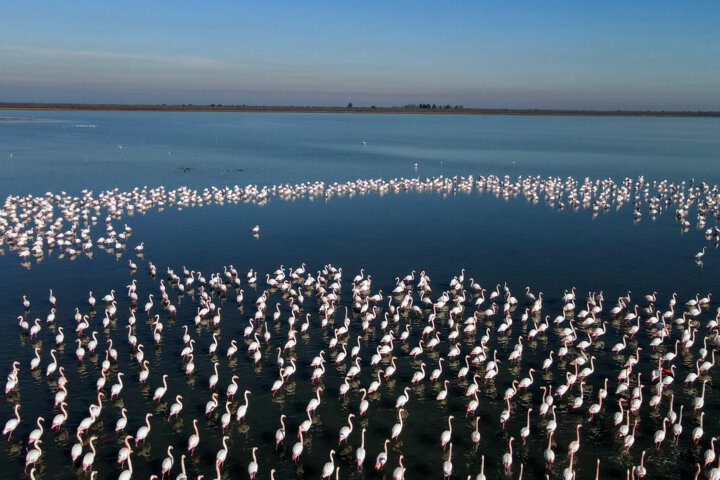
<box><xmin>1</xmin><ymin>111</ymin><xmax>720</xmax><ymax>479</ymax></box>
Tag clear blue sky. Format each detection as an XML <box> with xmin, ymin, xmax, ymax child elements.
<box><xmin>1</xmin><ymin>1</ymin><xmax>719</xmax><ymax>109</ymax></box>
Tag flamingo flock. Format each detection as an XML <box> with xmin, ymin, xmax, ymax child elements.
<box><xmin>1</xmin><ymin>174</ymin><xmax>720</xmax><ymax>479</ymax></box>
<box><xmin>1</xmin><ymin>174</ymin><xmax>719</xmax><ymax>267</ymax></box>
<box><xmin>3</xmin><ymin>254</ymin><xmax>720</xmax><ymax>478</ymax></box>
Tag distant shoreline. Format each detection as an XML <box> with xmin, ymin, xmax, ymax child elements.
<box><xmin>0</xmin><ymin>117</ymin><xmax>50</xmax><ymax>122</ymax></box>
<box><xmin>0</xmin><ymin>102</ymin><xmax>718</xmax><ymax>118</ymax></box>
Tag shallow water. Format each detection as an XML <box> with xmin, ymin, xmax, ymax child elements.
<box><xmin>1</xmin><ymin>111</ymin><xmax>720</xmax><ymax>479</ymax></box>
<box><xmin>2</xmin><ymin>111</ymin><xmax>720</xmax><ymax>197</ymax></box>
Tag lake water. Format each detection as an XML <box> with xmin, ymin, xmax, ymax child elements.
<box><xmin>1</xmin><ymin>111</ymin><xmax>720</xmax><ymax>479</ymax></box>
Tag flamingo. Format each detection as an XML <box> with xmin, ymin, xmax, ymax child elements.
<box><xmin>227</xmin><ymin>375</ymin><xmax>239</xmax><ymax>399</ymax></box>
<box><xmin>28</xmin><ymin>417</ymin><xmax>44</xmax><ymax>444</ymax></box>
<box><xmin>520</xmin><ymin>408</ymin><xmax>532</xmax><ymax>443</ymax></box>
<box><xmin>275</xmin><ymin>414</ymin><xmax>286</xmax><ymax>448</ymax></box>
<box><xmin>72</xmin><ymin>431</ymin><xmax>85</xmax><ymax>463</ymax></box>
<box><xmin>338</xmin><ymin>413</ymin><xmax>355</xmax><ymax>444</ymax></box>
<box><xmin>110</xmin><ymin>372</ymin><xmax>124</xmax><ymax>399</ymax></box>
<box><xmin>177</xmin><ymin>454</ymin><xmax>188</xmax><ymax>480</ymax></box>
<box><xmin>502</xmin><ymin>437</ymin><xmax>514</xmax><ymax>473</ymax></box>
<box><xmin>673</xmin><ymin>404</ymin><xmax>684</xmax><ymax>442</ymax></box>
<box><xmin>52</xmin><ymin>402</ymin><xmax>69</xmax><ymax>430</ymax></box>
<box><xmin>217</xmin><ymin>436</ymin><xmax>230</xmax><ymax>467</ymax></box>
<box><xmin>705</xmin><ymin>438</ymin><xmax>717</xmax><ymax>467</ymax></box>
<box><xmin>477</xmin><ymin>455</ymin><xmax>487</xmax><ymax>480</ymax></box>
<box><xmin>205</xmin><ymin>392</ymin><xmax>219</xmax><ymax>415</ymax></box>
<box><xmin>391</xmin><ymin>409</ymin><xmax>404</xmax><ymax>439</ymax></box>
<box><xmin>188</xmin><ymin>418</ymin><xmax>200</xmax><ymax>455</ymax></box>
<box><xmin>169</xmin><ymin>396</ymin><xmax>183</xmax><ymax>421</ymax></box>
<box><xmin>119</xmin><ymin>447</ymin><xmax>134</xmax><ymax>480</ymax></box>
<box><xmin>693</xmin><ymin>412</ymin><xmax>705</xmax><ymax>443</ymax></box>
<box><xmin>139</xmin><ymin>360</ymin><xmax>150</xmax><ymax>383</ymax></box>
<box><xmin>322</xmin><ymin>449</ymin><xmax>335</xmax><ymax>479</ymax></box>
<box><xmin>184</xmin><ymin>353</ymin><xmax>195</xmax><ymax>375</ymax></box>
<box><xmin>236</xmin><ymin>390</ymin><xmax>251</xmax><ymax>421</ymax></box>
<box><xmin>25</xmin><ymin>439</ymin><xmax>42</xmax><ymax>473</ymax></box>
<box><xmin>568</xmin><ymin>424</ymin><xmax>582</xmax><ymax>454</ymax></box>
<box><xmin>5</xmin><ymin>362</ymin><xmax>19</xmax><ymax>393</ymax></box>
<box><xmin>3</xmin><ymin>404</ymin><xmax>20</xmax><ymax>439</ymax></box>
<box><xmin>636</xmin><ymin>450</ymin><xmax>647</xmax><ymax>478</ymax></box>
<box><xmin>356</xmin><ymin>427</ymin><xmax>366</xmax><ymax>469</ymax></box>
<box><xmin>563</xmin><ymin>451</ymin><xmax>575</xmax><ymax>480</ymax></box>
<box><xmin>45</xmin><ymin>349</ymin><xmax>58</xmax><ymax>376</ymax></box>
<box><xmin>358</xmin><ymin>388</ymin><xmax>369</xmax><ymax>416</ymax></box>
<box><xmin>208</xmin><ymin>361</ymin><xmax>219</xmax><ymax>390</ymax></box>
<box><xmin>82</xmin><ymin>436</ymin><xmax>98</xmax><ymax>471</ymax></box>
<box><xmin>545</xmin><ymin>432</ymin><xmax>555</xmax><ymax>467</ymax></box>
<box><xmin>307</xmin><ymin>387</ymin><xmax>323</xmax><ymax>414</ymax></box>
<box><xmin>441</xmin><ymin>415</ymin><xmax>454</xmax><ymax>448</ymax></box>
<box><xmin>470</xmin><ymin>415</ymin><xmax>481</xmax><ymax>447</ymax></box>
<box><xmin>153</xmin><ymin>374</ymin><xmax>169</xmax><ymax>402</ymax></box>
<box><xmin>221</xmin><ymin>400</ymin><xmax>232</xmax><ymax>431</ymax></box>
<box><xmin>393</xmin><ymin>455</ymin><xmax>406</xmax><ymax>480</ymax></box>
<box><xmin>375</xmin><ymin>439</ymin><xmax>390</xmax><ymax>469</ymax></box>
<box><xmin>162</xmin><ymin>446</ymin><xmax>175</xmax><ymax>477</ymax></box>
<box><xmin>443</xmin><ymin>443</ymin><xmax>453</xmax><ymax>478</ymax></box>
<box><xmin>654</xmin><ymin>418</ymin><xmax>669</xmax><ymax>449</ymax></box>
<box><xmin>396</xmin><ymin>387</ymin><xmax>410</xmax><ymax>409</ymax></box>
<box><xmin>624</xmin><ymin>420</ymin><xmax>638</xmax><ymax>453</ymax></box>
<box><xmin>437</xmin><ymin>380</ymin><xmax>450</xmax><ymax>401</ymax></box>
<box><xmin>248</xmin><ymin>447</ymin><xmax>258</xmax><ymax>480</ymax></box>
<box><xmin>292</xmin><ymin>430</ymin><xmax>304</xmax><ymax>462</ymax></box>
<box><xmin>135</xmin><ymin>413</ymin><xmax>153</xmax><ymax>445</ymax></box>
<box><xmin>226</xmin><ymin>339</ymin><xmax>238</xmax><ymax>358</ymax></box>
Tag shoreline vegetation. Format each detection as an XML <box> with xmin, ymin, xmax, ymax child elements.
<box><xmin>0</xmin><ymin>102</ymin><xmax>718</xmax><ymax>117</ymax></box>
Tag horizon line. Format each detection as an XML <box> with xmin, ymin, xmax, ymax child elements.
<box><xmin>1</xmin><ymin>102</ymin><xmax>719</xmax><ymax>118</ymax></box>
